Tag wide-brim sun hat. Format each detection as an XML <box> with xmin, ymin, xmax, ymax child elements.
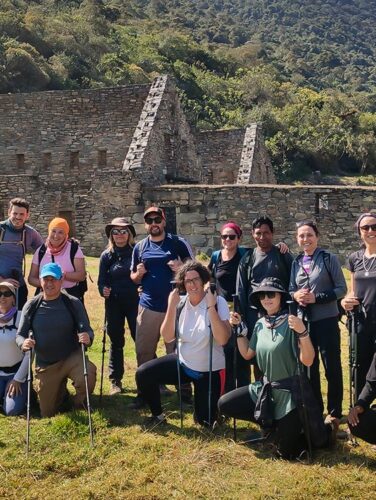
<box><xmin>105</xmin><ymin>217</ymin><xmax>136</xmax><ymax>238</ymax></box>
<box><xmin>250</xmin><ymin>277</ymin><xmax>290</xmax><ymax>307</ymax></box>
<box><xmin>0</xmin><ymin>281</ymin><xmax>17</xmax><ymax>296</ymax></box>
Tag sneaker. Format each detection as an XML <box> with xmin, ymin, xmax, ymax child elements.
<box><xmin>143</xmin><ymin>414</ymin><xmax>167</xmax><ymax>428</ymax></box>
<box><xmin>129</xmin><ymin>396</ymin><xmax>146</xmax><ymax>410</ymax></box>
<box><xmin>109</xmin><ymin>381</ymin><xmax>122</xmax><ymax>396</ymax></box>
<box><xmin>160</xmin><ymin>385</ymin><xmax>174</xmax><ymax>396</ymax></box>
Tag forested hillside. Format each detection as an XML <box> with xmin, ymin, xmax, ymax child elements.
<box><xmin>1</xmin><ymin>0</ymin><xmax>375</xmax><ymax>180</ymax></box>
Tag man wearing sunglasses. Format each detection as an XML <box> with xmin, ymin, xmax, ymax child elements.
<box><xmin>130</xmin><ymin>206</ymin><xmax>193</xmax><ymax>409</ymax></box>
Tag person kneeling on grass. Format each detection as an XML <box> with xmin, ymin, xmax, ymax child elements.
<box><xmin>218</xmin><ymin>278</ymin><xmax>337</xmax><ymax>460</ymax></box>
<box><xmin>348</xmin><ymin>352</ymin><xmax>376</xmax><ymax>445</ymax></box>
<box><xmin>16</xmin><ymin>263</ymin><xmax>96</xmax><ymax>417</ymax></box>
<box><xmin>136</xmin><ymin>260</ymin><xmax>231</xmax><ymax>427</ymax></box>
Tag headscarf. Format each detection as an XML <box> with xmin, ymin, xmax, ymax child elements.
<box><xmin>46</xmin><ymin>217</ymin><xmax>69</xmax><ymax>255</ymax></box>
<box><xmin>221</xmin><ymin>222</ymin><xmax>242</xmax><ymax>238</ymax></box>
<box><xmin>355</xmin><ymin>212</ymin><xmax>376</xmax><ymax>234</ymax></box>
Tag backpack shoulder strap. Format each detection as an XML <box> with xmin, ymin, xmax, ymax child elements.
<box><xmin>322</xmin><ymin>251</ymin><xmax>334</xmax><ymax>287</ymax></box>
<box><xmin>38</xmin><ymin>243</ymin><xmax>47</xmax><ymax>264</ymax></box>
<box><xmin>27</xmin><ymin>293</ymin><xmax>44</xmax><ymax>328</ymax></box>
<box><xmin>0</xmin><ymin>223</ymin><xmax>5</xmax><ymax>243</ymax></box>
<box><xmin>211</xmin><ymin>250</ymin><xmax>221</xmax><ymax>267</ymax></box>
<box><xmin>175</xmin><ymin>296</ymin><xmax>188</xmax><ymax>339</ymax></box>
<box><xmin>138</xmin><ymin>236</ymin><xmax>149</xmax><ymax>261</ymax></box>
<box><xmin>61</xmin><ymin>292</ymin><xmax>80</xmax><ymax>332</ymax></box>
<box><xmin>245</xmin><ymin>248</ymin><xmax>256</xmax><ymax>283</ymax></box>
<box><xmin>69</xmin><ymin>239</ymin><xmax>80</xmax><ymax>270</ymax></box>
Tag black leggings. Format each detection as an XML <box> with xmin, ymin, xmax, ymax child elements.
<box><xmin>218</xmin><ymin>386</ymin><xmax>307</xmax><ymax>459</ymax></box>
<box><xmin>307</xmin><ymin>317</ymin><xmax>343</xmax><ymax>419</ymax></box>
<box><xmin>348</xmin><ymin>408</ymin><xmax>376</xmax><ymax>445</ymax></box>
<box><xmin>136</xmin><ymin>354</ymin><xmax>223</xmax><ymax>426</ymax></box>
<box><xmin>106</xmin><ymin>295</ymin><xmax>138</xmax><ymax>383</ymax></box>
<box><xmin>350</xmin><ymin>314</ymin><xmax>376</xmax><ymax>398</ymax></box>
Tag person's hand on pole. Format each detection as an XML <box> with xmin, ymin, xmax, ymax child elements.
<box><xmin>167</xmin><ymin>288</ymin><xmax>181</xmax><ymax>309</ymax></box>
<box><xmin>348</xmin><ymin>405</ymin><xmax>364</xmax><ymax>426</ymax></box>
<box><xmin>78</xmin><ymin>332</ymin><xmax>91</xmax><ymax>345</ymax></box>
<box><xmin>288</xmin><ymin>315</ymin><xmax>307</xmax><ymax>335</ymax></box>
<box><xmin>22</xmin><ymin>338</ymin><xmax>36</xmax><ymax>351</ymax></box>
<box><xmin>341</xmin><ymin>295</ymin><xmax>360</xmax><ymax>311</ymax></box>
<box><xmin>103</xmin><ymin>286</ymin><xmax>111</xmax><ymax>298</ymax></box>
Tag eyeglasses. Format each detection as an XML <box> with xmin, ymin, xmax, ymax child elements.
<box><xmin>0</xmin><ymin>291</ymin><xmax>13</xmax><ymax>298</ymax></box>
<box><xmin>258</xmin><ymin>291</ymin><xmax>277</xmax><ymax>300</ymax></box>
<box><xmin>184</xmin><ymin>277</ymin><xmax>202</xmax><ymax>286</ymax></box>
<box><xmin>111</xmin><ymin>229</ymin><xmax>129</xmax><ymax>235</ymax></box>
<box><xmin>221</xmin><ymin>234</ymin><xmax>237</xmax><ymax>240</ymax></box>
<box><xmin>145</xmin><ymin>216</ymin><xmax>163</xmax><ymax>225</ymax></box>
<box><xmin>360</xmin><ymin>224</ymin><xmax>376</xmax><ymax>232</ymax></box>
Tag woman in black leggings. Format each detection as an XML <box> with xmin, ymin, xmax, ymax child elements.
<box><xmin>98</xmin><ymin>217</ymin><xmax>139</xmax><ymax>396</ymax></box>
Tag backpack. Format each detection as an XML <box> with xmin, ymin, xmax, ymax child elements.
<box><xmin>0</xmin><ymin>222</ymin><xmax>27</xmax><ymax>276</ymax></box>
<box><xmin>37</xmin><ymin>238</ymin><xmax>88</xmax><ymax>297</ymax></box>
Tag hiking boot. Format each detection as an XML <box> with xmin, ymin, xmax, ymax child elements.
<box><xmin>109</xmin><ymin>381</ymin><xmax>122</xmax><ymax>396</ymax></box>
<box><xmin>129</xmin><ymin>395</ymin><xmax>146</xmax><ymax>410</ymax></box>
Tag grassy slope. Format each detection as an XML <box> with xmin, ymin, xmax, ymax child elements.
<box><xmin>0</xmin><ymin>258</ymin><xmax>375</xmax><ymax>499</ymax></box>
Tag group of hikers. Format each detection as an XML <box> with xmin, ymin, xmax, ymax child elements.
<box><xmin>0</xmin><ymin>197</ymin><xmax>375</xmax><ymax>459</ymax></box>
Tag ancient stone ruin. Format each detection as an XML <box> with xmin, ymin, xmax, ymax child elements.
<box><xmin>0</xmin><ymin>75</ymin><xmax>374</xmax><ymax>260</ymax></box>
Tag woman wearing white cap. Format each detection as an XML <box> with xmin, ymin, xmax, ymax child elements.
<box><xmin>0</xmin><ymin>281</ymin><xmax>28</xmax><ymax>415</ymax></box>
<box><xmin>98</xmin><ymin>218</ymin><xmax>139</xmax><ymax>395</ymax></box>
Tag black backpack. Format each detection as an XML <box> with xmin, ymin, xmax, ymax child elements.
<box><xmin>37</xmin><ymin>239</ymin><xmax>88</xmax><ymax>297</ymax></box>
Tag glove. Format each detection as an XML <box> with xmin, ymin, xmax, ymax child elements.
<box><xmin>236</xmin><ymin>321</ymin><xmax>248</xmax><ymax>338</ymax></box>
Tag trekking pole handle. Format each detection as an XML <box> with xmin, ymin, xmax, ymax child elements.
<box><xmin>287</xmin><ymin>300</ymin><xmax>297</xmax><ymax>316</ymax></box>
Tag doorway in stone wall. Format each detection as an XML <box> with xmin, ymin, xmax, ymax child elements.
<box><xmin>162</xmin><ymin>206</ymin><xmax>177</xmax><ymax>234</ymax></box>
<box><xmin>59</xmin><ymin>210</ymin><xmax>76</xmax><ymax>238</ymax></box>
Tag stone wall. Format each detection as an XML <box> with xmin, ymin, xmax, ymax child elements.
<box><xmin>0</xmin><ymin>84</ymin><xmax>150</xmax><ymax>176</ymax></box>
<box><xmin>196</xmin><ymin>129</ymin><xmax>245</xmax><ymax>184</ymax></box>
<box><xmin>143</xmin><ymin>184</ymin><xmax>376</xmax><ymax>262</ymax></box>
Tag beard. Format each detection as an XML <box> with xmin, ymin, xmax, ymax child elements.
<box><xmin>148</xmin><ymin>226</ymin><xmax>163</xmax><ymax>236</ymax></box>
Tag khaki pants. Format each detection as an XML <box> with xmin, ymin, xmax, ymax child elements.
<box><xmin>35</xmin><ymin>348</ymin><xmax>97</xmax><ymax>417</ymax></box>
<box><xmin>135</xmin><ymin>306</ymin><xmax>174</xmax><ymax>368</ymax></box>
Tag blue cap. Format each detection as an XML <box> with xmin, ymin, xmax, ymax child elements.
<box><xmin>40</xmin><ymin>263</ymin><xmax>63</xmax><ymax>280</ymax></box>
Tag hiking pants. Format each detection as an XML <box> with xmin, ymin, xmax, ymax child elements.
<box><xmin>136</xmin><ymin>354</ymin><xmax>224</xmax><ymax>426</ymax></box>
<box><xmin>106</xmin><ymin>295</ymin><xmax>138</xmax><ymax>383</ymax></box>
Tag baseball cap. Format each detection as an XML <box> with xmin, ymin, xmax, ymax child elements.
<box><xmin>143</xmin><ymin>206</ymin><xmax>165</xmax><ymax>220</ymax></box>
<box><xmin>40</xmin><ymin>263</ymin><xmax>63</xmax><ymax>280</ymax></box>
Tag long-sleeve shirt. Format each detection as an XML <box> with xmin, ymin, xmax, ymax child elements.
<box><xmin>16</xmin><ymin>293</ymin><xmax>93</xmax><ymax>367</ymax></box>
<box><xmin>289</xmin><ymin>248</ymin><xmax>347</xmax><ymax>322</ymax></box>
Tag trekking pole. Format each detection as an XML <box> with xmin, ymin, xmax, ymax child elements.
<box><xmin>170</xmin><ymin>281</ymin><xmax>183</xmax><ymax>428</ymax></box>
<box><xmin>26</xmin><ymin>332</ymin><xmax>33</xmax><ymax>455</ymax></box>
<box><xmin>207</xmin><ymin>284</ymin><xmax>216</xmax><ymax>428</ymax></box>
<box><xmin>348</xmin><ymin>307</ymin><xmax>359</xmax><ymax>446</ymax></box>
<box><xmin>288</xmin><ymin>301</ymin><xmax>313</xmax><ymax>463</ymax></box>
<box><xmin>175</xmin><ymin>321</ymin><xmax>183</xmax><ymax>429</ymax></box>
<box><xmin>232</xmin><ymin>294</ymin><xmax>241</xmax><ymax>441</ymax></box>
<box><xmin>99</xmin><ymin>304</ymin><xmax>107</xmax><ymax>406</ymax></box>
<box><xmin>79</xmin><ymin>323</ymin><xmax>94</xmax><ymax>447</ymax></box>
<box><xmin>11</xmin><ymin>268</ymin><xmax>20</xmax><ymax>310</ymax></box>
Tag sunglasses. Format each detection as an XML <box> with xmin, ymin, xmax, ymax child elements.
<box><xmin>0</xmin><ymin>291</ymin><xmax>14</xmax><ymax>298</ymax></box>
<box><xmin>145</xmin><ymin>216</ymin><xmax>163</xmax><ymax>225</ymax></box>
<box><xmin>258</xmin><ymin>291</ymin><xmax>277</xmax><ymax>300</ymax></box>
<box><xmin>111</xmin><ymin>229</ymin><xmax>129</xmax><ymax>235</ymax></box>
<box><xmin>221</xmin><ymin>234</ymin><xmax>237</xmax><ymax>240</ymax></box>
<box><xmin>184</xmin><ymin>276</ymin><xmax>202</xmax><ymax>286</ymax></box>
<box><xmin>360</xmin><ymin>224</ymin><xmax>376</xmax><ymax>232</ymax></box>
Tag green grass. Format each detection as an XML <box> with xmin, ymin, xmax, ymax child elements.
<box><xmin>0</xmin><ymin>258</ymin><xmax>375</xmax><ymax>499</ymax></box>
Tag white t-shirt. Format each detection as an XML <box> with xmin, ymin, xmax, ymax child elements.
<box><xmin>178</xmin><ymin>295</ymin><xmax>229</xmax><ymax>372</ymax></box>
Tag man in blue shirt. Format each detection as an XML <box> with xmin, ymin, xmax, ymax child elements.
<box><xmin>130</xmin><ymin>206</ymin><xmax>193</xmax><ymax>408</ymax></box>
